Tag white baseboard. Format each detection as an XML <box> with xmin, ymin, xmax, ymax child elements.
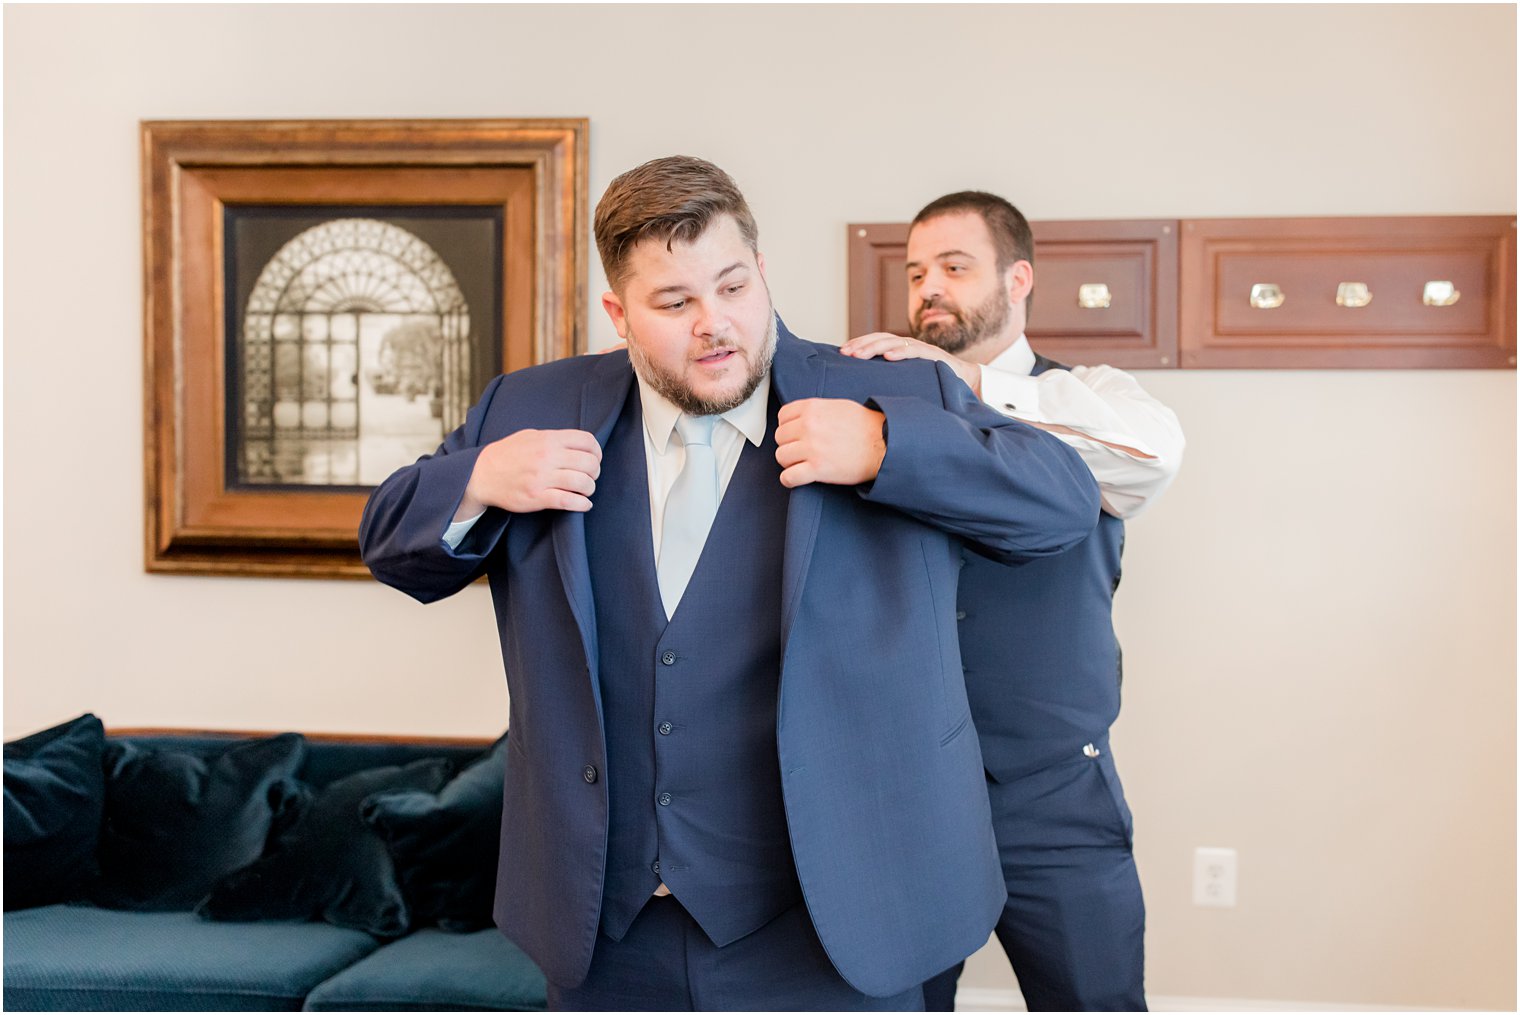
<box><xmin>953</xmin><ymin>987</ymin><xmax>1464</xmax><ymax>1012</ymax></box>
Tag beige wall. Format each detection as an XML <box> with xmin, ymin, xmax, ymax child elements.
<box><xmin>4</xmin><ymin>4</ymin><xmax>1514</xmax><ymax>1009</ymax></box>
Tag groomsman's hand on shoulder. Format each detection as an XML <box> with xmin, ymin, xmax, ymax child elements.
<box><xmin>840</xmin><ymin>332</ymin><xmax>982</xmax><ymax>397</ymax></box>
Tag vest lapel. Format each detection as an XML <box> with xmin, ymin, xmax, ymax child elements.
<box><xmin>553</xmin><ymin>352</ymin><xmax>636</xmax><ymax>720</ymax></box>
<box><xmin>1031</xmin><ymin>350</ymin><xmax>1070</xmax><ymax>375</ymax></box>
<box><xmin>769</xmin><ymin>330</ymin><xmax>827</xmax><ymax>651</ymax></box>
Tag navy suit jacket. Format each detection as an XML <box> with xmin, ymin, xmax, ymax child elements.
<box><xmin>359</xmin><ymin>325</ymin><xmax>1100</xmax><ymax>996</ymax></box>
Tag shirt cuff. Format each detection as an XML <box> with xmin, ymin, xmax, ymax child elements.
<box><xmin>978</xmin><ymin>366</ymin><xmax>1045</xmax><ymax>421</ymax></box>
<box><xmin>442</xmin><ymin>511</ymin><xmax>485</xmax><ymax>550</ymax></box>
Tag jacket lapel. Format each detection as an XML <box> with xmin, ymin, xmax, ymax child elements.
<box><xmin>769</xmin><ymin>326</ymin><xmax>827</xmax><ymax>651</ymax></box>
<box><xmin>552</xmin><ymin>352</ymin><xmax>636</xmax><ymax>716</ymax></box>
<box><xmin>559</xmin><ymin>329</ymin><xmax>825</xmax><ymax>667</ymax></box>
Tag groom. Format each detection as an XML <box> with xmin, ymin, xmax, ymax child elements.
<box><xmin>360</xmin><ymin>155</ymin><xmax>1100</xmax><ymax>1010</ymax></box>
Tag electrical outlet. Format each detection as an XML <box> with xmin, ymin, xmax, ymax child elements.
<box><xmin>1193</xmin><ymin>847</ymin><xmax>1237</xmax><ymax>907</ymax></box>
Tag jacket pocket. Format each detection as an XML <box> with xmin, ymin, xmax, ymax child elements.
<box><xmin>939</xmin><ymin>711</ymin><xmax>972</xmax><ymax>747</ymax></box>
<box><xmin>920</xmin><ymin>538</ymin><xmax>971</xmax><ymax>741</ymax></box>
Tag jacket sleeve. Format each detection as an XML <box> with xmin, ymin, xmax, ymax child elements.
<box><xmin>358</xmin><ymin>374</ymin><xmax>514</xmax><ymax>603</ymax></box>
<box><xmin>859</xmin><ymin>360</ymin><xmax>1101</xmax><ymax>562</ymax></box>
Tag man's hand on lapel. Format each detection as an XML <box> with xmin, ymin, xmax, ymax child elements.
<box><xmin>775</xmin><ymin>399</ymin><xmax>887</xmax><ymax>488</ymax></box>
<box><xmin>455</xmin><ymin>429</ymin><xmax>603</xmax><ymax>519</ymax></box>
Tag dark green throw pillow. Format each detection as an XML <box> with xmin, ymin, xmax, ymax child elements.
<box><xmin>93</xmin><ymin>733</ymin><xmax>307</xmax><ymax>910</ymax></box>
<box><xmin>198</xmin><ymin>757</ymin><xmax>453</xmax><ymax>938</ymax></box>
<box><xmin>363</xmin><ymin>734</ymin><xmax>507</xmax><ymax>932</ymax></box>
<box><xmin>3</xmin><ymin>714</ymin><xmax>107</xmax><ymax>910</ymax></box>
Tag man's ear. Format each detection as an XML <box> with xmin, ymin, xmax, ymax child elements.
<box><xmin>756</xmin><ymin>251</ymin><xmax>767</xmax><ymax>280</ymax></box>
<box><xmin>1006</xmin><ymin>259</ymin><xmax>1034</xmax><ymax>308</ymax></box>
<box><xmin>601</xmin><ymin>290</ymin><xmax>631</xmax><ymax>340</ymax></box>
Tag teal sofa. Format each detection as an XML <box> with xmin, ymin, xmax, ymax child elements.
<box><xmin>3</xmin><ymin>728</ymin><xmax>548</xmax><ymax>1012</ymax></box>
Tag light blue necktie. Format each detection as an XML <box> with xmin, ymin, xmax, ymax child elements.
<box><xmin>658</xmin><ymin>413</ymin><xmax>720</xmax><ymax>619</ymax></box>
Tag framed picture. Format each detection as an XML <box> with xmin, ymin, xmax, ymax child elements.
<box><xmin>142</xmin><ymin>119</ymin><xmax>587</xmax><ymax>578</ymax></box>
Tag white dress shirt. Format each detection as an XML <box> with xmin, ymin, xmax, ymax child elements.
<box><xmin>977</xmin><ymin>336</ymin><xmax>1184</xmax><ymax>519</ymax></box>
<box><xmin>636</xmin><ymin>372</ymin><xmax>771</xmax><ymax>562</ymax></box>
<box><xmin>443</xmin><ymin>368</ymin><xmax>770</xmax><ymax>551</ymax></box>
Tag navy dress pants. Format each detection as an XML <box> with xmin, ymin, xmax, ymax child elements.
<box><xmin>923</xmin><ymin>744</ymin><xmax>1146</xmax><ymax>1012</ymax></box>
<box><xmin>549</xmin><ymin>895</ymin><xmax>925</xmax><ymax>1011</ymax></box>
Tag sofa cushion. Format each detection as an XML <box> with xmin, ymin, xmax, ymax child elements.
<box><xmin>3</xmin><ymin>714</ymin><xmax>107</xmax><ymax>910</ymax></box>
<box><xmin>108</xmin><ymin>735</ymin><xmax>485</xmax><ymax>791</ymax></box>
<box><xmin>302</xmin><ymin>928</ymin><xmax>546</xmax><ymax>1012</ymax></box>
<box><xmin>362</xmin><ymin>734</ymin><xmax>507</xmax><ymax>932</ymax></box>
<box><xmin>2</xmin><ymin>904</ymin><xmax>381</xmax><ymax>1011</ymax></box>
<box><xmin>199</xmin><ymin>758</ymin><xmax>453</xmax><ymax>938</ymax></box>
<box><xmin>293</xmin><ymin>740</ymin><xmax>486</xmax><ymax>791</ymax></box>
<box><xmin>93</xmin><ymin>733</ymin><xmax>307</xmax><ymax>910</ymax></box>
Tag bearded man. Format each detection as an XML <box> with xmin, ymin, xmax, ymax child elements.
<box><xmin>361</xmin><ymin>160</ymin><xmax>1100</xmax><ymax>1011</ymax></box>
<box><xmin>842</xmin><ymin>191</ymin><xmax>1185</xmax><ymax>1011</ymax></box>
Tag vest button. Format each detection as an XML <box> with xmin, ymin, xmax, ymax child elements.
<box><xmin>956</xmin><ymin>610</ymin><xmax>967</xmax><ymax>621</ymax></box>
<box><xmin>661</xmin><ymin>650</ymin><xmax>677</xmax><ymax>666</ymax></box>
<box><xmin>652</xmin><ymin>861</ymin><xmax>660</xmax><ymax>874</ymax></box>
<box><xmin>657</xmin><ymin>792</ymin><xmax>672</xmax><ymax>806</ymax></box>
<box><xmin>582</xmin><ymin>765</ymin><xmax>598</xmax><ymax>783</ymax></box>
<box><xmin>658</xmin><ymin>721</ymin><xmax>673</xmax><ymax>735</ymax></box>
<box><xmin>1083</xmin><ymin>743</ymin><xmax>1101</xmax><ymax>758</ymax></box>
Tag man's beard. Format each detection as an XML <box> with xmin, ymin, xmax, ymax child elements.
<box><xmin>912</xmin><ymin>283</ymin><xmax>1010</xmax><ymax>355</ymax></box>
<box><xmin>627</xmin><ymin>310</ymin><xmax>778</xmax><ymax>416</ymax></box>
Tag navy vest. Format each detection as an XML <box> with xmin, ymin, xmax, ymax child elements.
<box><xmin>959</xmin><ymin>352</ymin><xmax>1127</xmax><ymax>780</ymax></box>
<box><xmin>585</xmin><ymin>388</ymin><xmax>799</xmax><ymax>946</ymax></box>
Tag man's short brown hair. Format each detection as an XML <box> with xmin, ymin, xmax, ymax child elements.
<box><xmin>594</xmin><ymin>156</ymin><xmax>760</xmax><ymax>293</ymax></box>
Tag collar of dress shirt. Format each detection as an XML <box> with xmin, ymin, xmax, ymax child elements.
<box><xmin>986</xmin><ymin>333</ymin><xmax>1036</xmax><ymax>377</ymax></box>
<box><xmin>635</xmin><ymin>368</ymin><xmax>771</xmax><ymax>453</ymax></box>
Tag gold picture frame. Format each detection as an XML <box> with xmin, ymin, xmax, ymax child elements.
<box><xmin>142</xmin><ymin>118</ymin><xmax>587</xmax><ymax>578</ymax></box>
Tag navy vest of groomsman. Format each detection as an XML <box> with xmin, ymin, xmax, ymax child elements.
<box><xmin>843</xmin><ymin>191</ymin><xmax>1185</xmax><ymax>1011</ymax></box>
<box><xmin>361</xmin><ymin>159</ymin><xmax>1103</xmax><ymax>1011</ymax></box>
